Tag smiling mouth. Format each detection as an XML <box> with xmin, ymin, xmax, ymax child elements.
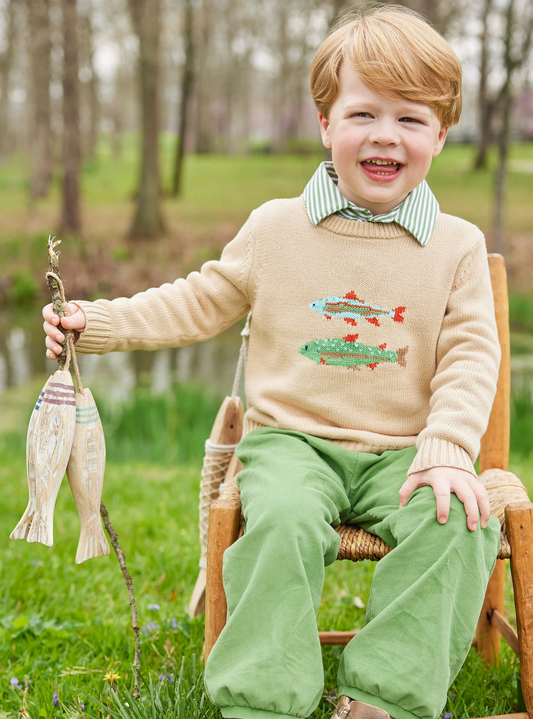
<box><xmin>360</xmin><ymin>158</ymin><xmax>403</xmax><ymax>180</ymax></box>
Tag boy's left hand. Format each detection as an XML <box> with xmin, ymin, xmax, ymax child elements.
<box><xmin>399</xmin><ymin>467</ymin><xmax>491</xmax><ymax>532</ymax></box>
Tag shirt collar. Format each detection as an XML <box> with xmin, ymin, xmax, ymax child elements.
<box><xmin>303</xmin><ymin>161</ymin><xmax>439</xmax><ymax>247</ymax></box>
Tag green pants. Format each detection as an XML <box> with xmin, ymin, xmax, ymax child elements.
<box><xmin>204</xmin><ymin>428</ymin><xmax>500</xmax><ymax>719</ymax></box>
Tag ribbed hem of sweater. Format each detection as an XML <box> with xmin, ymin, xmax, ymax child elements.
<box><xmin>71</xmin><ymin>299</ymin><xmax>112</xmax><ymax>354</ymax></box>
<box><xmin>407</xmin><ymin>438</ymin><xmax>476</xmax><ymax>477</ymax></box>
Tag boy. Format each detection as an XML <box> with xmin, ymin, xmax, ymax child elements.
<box><xmin>43</xmin><ymin>7</ymin><xmax>502</xmax><ymax>719</ymax></box>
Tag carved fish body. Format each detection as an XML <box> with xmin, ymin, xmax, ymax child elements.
<box><xmin>11</xmin><ymin>370</ymin><xmax>76</xmax><ymax>546</ymax></box>
<box><xmin>67</xmin><ymin>387</ymin><xmax>109</xmax><ymax>564</ymax></box>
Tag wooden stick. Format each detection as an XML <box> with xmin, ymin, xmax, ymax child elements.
<box><xmin>476</xmin><ymin>559</ymin><xmax>507</xmax><ymax>665</ymax></box>
<box><xmin>469</xmin><ymin>714</ymin><xmax>527</xmax><ymax>719</ymax></box>
<box><xmin>100</xmin><ymin>501</ymin><xmax>141</xmax><ymax>699</ymax></box>
<box><xmin>479</xmin><ymin>254</ymin><xmax>510</xmax><ymax>474</ymax></box>
<box><xmin>204</xmin><ymin>488</ymin><xmax>242</xmax><ymax>662</ymax></box>
<box><xmin>489</xmin><ymin>608</ymin><xmax>519</xmax><ymax>658</ymax></box>
<box><xmin>476</xmin><ymin>254</ymin><xmax>510</xmax><ymax>665</ymax></box>
<box><xmin>319</xmin><ymin>631</ymin><xmax>358</xmax><ymax>645</ymax></box>
<box><xmin>188</xmin><ymin>396</ymin><xmax>243</xmax><ymax>618</ymax></box>
<box><xmin>506</xmin><ymin>500</ymin><xmax>533</xmax><ymax>714</ymax></box>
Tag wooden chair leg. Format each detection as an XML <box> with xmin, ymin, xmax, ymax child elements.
<box><xmin>476</xmin><ymin>559</ymin><xmax>506</xmax><ymax>665</ymax></box>
<box><xmin>506</xmin><ymin>500</ymin><xmax>533</xmax><ymax>714</ymax></box>
<box><xmin>204</xmin><ymin>482</ymin><xmax>242</xmax><ymax>662</ymax></box>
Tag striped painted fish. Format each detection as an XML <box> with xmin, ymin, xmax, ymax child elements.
<box><xmin>67</xmin><ymin>387</ymin><xmax>109</xmax><ymax>564</ymax></box>
<box><xmin>309</xmin><ymin>291</ymin><xmax>405</xmax><ymax>327</ymax></box>
<box><xmin>299</xmin><ymin>335</ymin><xmax>408</xmax><ymax>370</ymax></box>
<box><xmin>11</xmin><ymin>370</ymin><xmax>76</xmax><ymax>546</ymax></box>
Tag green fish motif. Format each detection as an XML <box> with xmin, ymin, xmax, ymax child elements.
<box><xmin>299</xmin><ymin>334</ymin><xmax>408</xmax><ymax>371</ymax></box>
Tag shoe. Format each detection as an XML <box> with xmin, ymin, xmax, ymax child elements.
<box><xmin>331</xmin><ymin>696</ymin><xmax>391</xmax><ymax>719</ymax></box>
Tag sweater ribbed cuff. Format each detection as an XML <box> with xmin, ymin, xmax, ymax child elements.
<box><xmin>408</xmin><ymin>438</ymin><xmax>476</xmax><ymax>477</ymax></box>
<box><xmin>71</xmin><ymin>300</ymin><xmax>112</xmax><ymax>355</ymax></box>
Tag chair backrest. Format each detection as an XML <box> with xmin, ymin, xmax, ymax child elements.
<box><xmin>479</xmin><ymin>254</ymin><xmax>510</xmax><ymax>474</ymax></box>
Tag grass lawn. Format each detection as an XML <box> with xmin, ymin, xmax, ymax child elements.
<box><xmin>1</xmin><ymin>383</ymin><xmax>532</xmax><ymax>718</ymax></box>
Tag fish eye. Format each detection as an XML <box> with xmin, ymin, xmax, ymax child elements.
<box><xmin>305</xmin><ymin>345</ymin><xmax>308</xmax><ymax>350</ymax></box>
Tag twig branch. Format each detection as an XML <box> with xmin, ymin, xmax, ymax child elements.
<box><xmin>46</xmin><ymin>235</ymin><xmax>71</xmax><ymax>370</ymax></box>
<box><xmin>100</xmin><ymin>500</ymin><xmax>142</xmax><ymax>699</ymax></box>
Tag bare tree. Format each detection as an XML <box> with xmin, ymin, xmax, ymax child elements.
<box><xmin>79</xmin><ymin>4</ymin><xmax>99</xmax><ymax>163</ymax></box>
<box><xmin>171</xmin><ymin>0</ymin><xmax>194</xmax><ymax>196</ymax></box>
<box><xmin>493</xmin><ymin>0</ymin><xmax>533</xmax><ymax>255</ymax></box>
<box><xmin>0</xmin><ymin>0</ymin><xmax>17</xmax><ymax>162</ymax></box>
<box><xmin>27</xmin><ymin>0</ymin><xmax>52</xmax><ymax>200</ymax></box>
<box><xmin>61</xmin><ymin>0</ymin><xmax>82</xmax><ymax>234</ymax></box>
<box><xmin>194</xmin><ymin>0</ymin><xmax>214</xmax><ymax>153</ymax></box>
<box><xmin>128</xmin><ymin>0</ymin><xmax>165</xmax><ymax>239</ymax></box>
<box><xmin>474</xmin><ymin>0</ymin><xmax>496</xmax><ymax>170</ymax></box>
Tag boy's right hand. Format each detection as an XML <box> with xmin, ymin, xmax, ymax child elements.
<box><xmin>43</xmin><ymin>302</ymin><xmax>86</xmax><ymax>360</ymax></box>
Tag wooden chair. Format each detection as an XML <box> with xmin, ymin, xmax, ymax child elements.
<box><xmin>204</xmin><ymin>254</ymin><xmax>533</xmax><ymax>718</ymax></box>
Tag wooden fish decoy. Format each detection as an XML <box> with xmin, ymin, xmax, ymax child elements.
<box><xmin>67</xmin><ymin>387</ymin><xmax>109</xmax><ymax>564</ymax></box>
<box><xmin>11</xmin><ymin>370</ymin><xmax>76</xmax><ymax>546</ymax></box>
<box><xmin>10</xmin><ymin>374</ymin><xmax>52</xmax><ymax>540</ymax></box>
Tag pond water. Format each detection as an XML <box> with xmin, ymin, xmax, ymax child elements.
<box><xmin>1</xmin><ymin>308</ymin><xmax>533</xmax><ymax>422</ymax></box>
<box><xmin>0</xmin><ymin>307</ymin><xmax>246</xmax><ymax>413</ymax></box>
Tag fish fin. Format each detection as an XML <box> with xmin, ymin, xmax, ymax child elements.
<box><xmin>76</xmin><ymin>522</ymin><xmax>110</xmax><ymax>564</ymax></box>
<box><xmin>393</xmin><ymin>306</ymin><xmax>406</xmax><ymax>323</ymax></box>
<box><xmin>325</xmin><ymin>315</ymin><xmax>332</xmax><ymax>320</ymax></box>
<box><xmin>320</xmin><ymin>357</ymin><xmax>326</xmax><ymax>365</ymax></box>
<box><xmin>396</xmin><ymin>346</ymin><xmax>409</xmax><ymax>368</ymax></box>
<box><xmin>26</xmin><ymin>518</ymin><xmax>54</xmax><ymax>547</ymax></box>
<box><xmin>367</xmin><ymin>363</ymin><xmax>379</xmax><ymax>370</ymax></box>
<box><xmin>366</xmin><ymin>317</ymin><xmax>380</xmax><ymax>326</ymax></box>
<box><xmin>348</xmin><ymin>365</ymin><xmax>361</xmax><ymax>371</ymax></box>
<box><xmin>343</xmin><ymin>334</ymin><xmax>359</xmax><ymax>342</ymax></box>
<box><xmin>10</xmin><ymin>503</ymin><xmax>34</xmax><ymax>540</ymax></box>
<box><xmin>344</xmin><ymin>318</ymin><xmax>357</xmax><ymax>327</ymax></box>
<box><xmin>379</xmin><ymin>343</ymin><xmax>387</xmax><ymax>350</ymax></box>
<box><xmin>344</xmin><ymin>291</ymin><xmax>361</xmax><ymax>301</ymax></box>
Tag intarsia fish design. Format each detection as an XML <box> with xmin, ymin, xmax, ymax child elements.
<box><xmin>67</xmin><ymin>387</ymin><xmax>109</xmax><ymax>564</ymax></box>
<box><xmin>11</xmin><ymin>370</ymin><xmax>76</xmax><ymax>546</ymax></box>
<box><xmin>309</xmin><ymin>291</ymin><xmax>405</xmax><ymax>327</ymax></box>
<box><xmin>299</xmin><ymin>335</ymin><xmax>408</xmax><ymax>370</ymax></box>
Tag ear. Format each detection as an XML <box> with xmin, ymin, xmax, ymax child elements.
<box><xmin>432</xmin><ymin>126</ymin><xmax>449</xmax><ymax>158</ymax></box>
<box><xmin>318</xmin><ymin>112</ymin><xmax>332</xmax><ymax>149</ymax></box>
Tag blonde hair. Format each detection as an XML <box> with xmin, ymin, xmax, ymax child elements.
<box><xmin>310</xmin><ymin>5</ymin><xmax>462</xmax><ymax>127</ymax></box>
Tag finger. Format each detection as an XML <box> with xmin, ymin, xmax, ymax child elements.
<box><xmin>43</xmin><ymin>320</ymin><xmax>64</xmax><ymax>343</ymax></box>
<box><xmin>469</xmin><ymin>479</ymin><xmax>491</xmax><ymax>529</ymax></box>
<box><xmin>61</xmin><ymin>303</ymin><xmax>85</xmax><ymax>331</ymax></box>
<box><xmin>45</xmin><ymin>335</ymin><xmax>64</xmax><ymax>357</ymax></box>
<box><xmin>399</xmin><ymin>474</ymin><xmax>421</xmax><ymax>508</ymax></box>
<box><xmin>42</xmin><ymin>303</ymin><xmax>59</xmax><ymax>324</ymax></box>
<box><xmin>452</xmin><ymin>483</ymin><xmax>480</xmax><ymax>531</ymax></box>
<box><xmin>433</xmin><ymin>485</ymin><xmax>451</xmax><ymax>524</ymax></box>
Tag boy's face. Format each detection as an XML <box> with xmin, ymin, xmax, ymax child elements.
<box><xmin>318</xmin><ymin>63</ymin><xmax>448</xmax><ymax>215</ymax></box>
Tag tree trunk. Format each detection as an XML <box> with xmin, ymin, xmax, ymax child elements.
<box><xmin>172</xmin><ymin>0</ymin><xmax>194</xmax><ymax>196</ymax></box>
<box><xmin>0</xmin><ymin>0</ymin><xmax>16</xmax><ymax>162</ymax></box>
<box><xmin>474</xmin><ymin>0</ymin><xmax>495</xmax><ymax>171</ymax></box>
<box><xmin>128</xmin><ymin>0</ymin><xmax>165</xmax><ymax>240</ymax></box>
<box><xmin>194</xmin><ymin>0</ymin><xmax>213</xmax><ymax>154</ymax></box>
<box><xmin>27</xmin><ymin>0</ymin><xmax>52</xmax><ymax>201</ymax></box>
<box><xmin>81</xmin><ymin>10</ymin><xmax>99</xmax><ymax>163</ymax></box>
<box><xmin>61</xmin><ymin>0</ymin><xmax>82</xmax><ymax>234</ymax></box>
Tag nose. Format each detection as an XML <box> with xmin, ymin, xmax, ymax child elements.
<box><xmin>368</xmin><ymin>118</ymin><xmax>400</xmax><ymax>146</ymax></box>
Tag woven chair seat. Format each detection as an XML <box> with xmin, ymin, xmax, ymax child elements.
<box><xmin>335</xmin><ymin>468</ymin><xmax>528</xmax><ymax>563</ymax></box>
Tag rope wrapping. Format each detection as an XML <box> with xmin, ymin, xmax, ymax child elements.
<box><xmin>198</xmin><ymin>439</ymin><xmax>238</xmax><ymax>569</ymax></box>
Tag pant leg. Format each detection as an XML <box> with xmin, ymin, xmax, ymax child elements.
<box><xmin>205</xmin><ymin>428</ymin><xmax>354</xmax><ymax>719</ymax></box>
<box><xmin>337</xmin><ymin>448</ymin><xmax>501</xmax><ymax>719</ymax></box>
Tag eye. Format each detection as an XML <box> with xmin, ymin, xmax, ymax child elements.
<box><xmin>399</xmin><ymin>116</ymin><xmax>422</xmax><ymax>123</ymax></box>
<box><xmin>349</xmin><ymin>112</ymin><xmax>373</xmax><ymax>119</ymax></box>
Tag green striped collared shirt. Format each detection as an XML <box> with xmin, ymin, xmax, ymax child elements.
<box><xmin>303</xmin><ymin>161</ymin><xmax>439</xmax><ymax>247</ymax></box>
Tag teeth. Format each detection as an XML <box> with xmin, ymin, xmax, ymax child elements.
<box><xmin>367</xmin><ymin>159</ymin><xmax>395</xmax><ymax>165</ymax></box>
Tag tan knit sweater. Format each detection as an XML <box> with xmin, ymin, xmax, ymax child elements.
<box><xmin>74</xmin><ymin>197</ymin><xmax>500</xmax><ymax>477</ymax></box>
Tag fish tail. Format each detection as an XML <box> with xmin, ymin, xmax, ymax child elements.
<box><xmin>396</xmin><ymin>346</ymin><xmax>409</xmax><ymax>368</ymax></box>
<box><xmin>10</xmin><ymin>503</ymin><xmax>34</xmax><ymax>540</ymax></box>
<box><xmin>75</xmin><ymin>521</ymin><xmax>110</xmax><ymax>564</ymax></box>
<box><xmin>393</xmin><ymin>306</ymin><xmax>406</xmax><ymax>323</ymax></box>
<box><xmin>26</xmin><ymin>516</ymin><xmax>54</xmax><ymax>547</ymax></box>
